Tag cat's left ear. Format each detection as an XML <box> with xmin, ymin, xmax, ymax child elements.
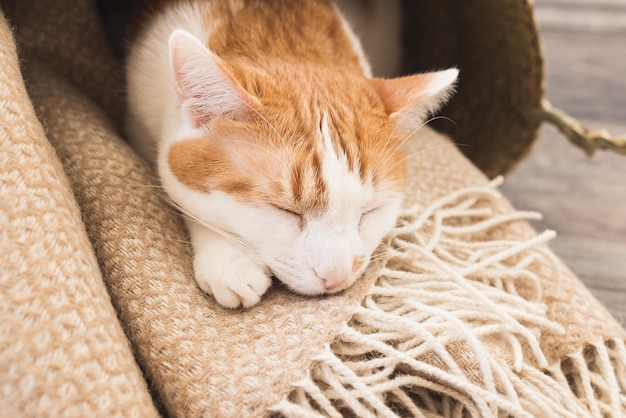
<box><xmin>169</xmin><ymin>30</ymin><xmax>259</xmax><ymax>127</ymax></box>
<box><xmin>369</xmin><ymin>69</ymin><xmax>458</xmax><ymax>131</ymax></box>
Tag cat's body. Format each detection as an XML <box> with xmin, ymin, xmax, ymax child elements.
<box><xmin>126</xmin><ymin>0</ymin><xmax>457</xmax><ymax>308</ymax></box>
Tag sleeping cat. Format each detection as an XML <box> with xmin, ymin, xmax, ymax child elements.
<box><xmin>125</xmin><ymin>0</ymin><xmax>457</xmax><ymax>308</ymax></box>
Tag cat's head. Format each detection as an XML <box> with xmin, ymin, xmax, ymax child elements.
<box><xmin>161</xmin><ymin>30</ymin><xmax>457</xmax><ymax>295</ymax></box>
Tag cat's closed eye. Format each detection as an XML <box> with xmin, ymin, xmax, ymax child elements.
<box><xmin>272</xmin><ymin>205</ymin><xmax>305</xmax><ymax>228</ymax></box>
<box><xmin>359</xmin><ymin>206</ymin><xmax>381</xmax><ymax>228</ymax></box>
<box><xmin>125</xmin><ymin>0</ymin><xmax>456</xmax><ymax>307</ymax></box>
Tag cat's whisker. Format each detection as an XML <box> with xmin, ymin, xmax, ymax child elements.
<box><xmin>381</xmin><ymin>142</ymin><xmax>469</xmax><ymax>177</ymax></box>
<box><xmin>163</xmin><ymin>237</ymin><xmax>195</xmax><ymax>246</ymax></box>
<box><xmin>379</xmin><ymin>99</ymin><xmax>422</xmax><ymax>157</ymax></box>
<box><xmin>180</xmin><ymin>211</ymin><xmax>249</xmax><ymax>248</ymax></box>
<box><xmin>125</xmin><ymin>0</ymin><xmax>459</xmax><ymax>307</ymax></box>
<box><xmin>392</xmin><ymin>115</ymin><xmax>459</xmax><ymax>155</ymax></box>
<box><xmin>372</xmin><ymin>116</ymin><xmax>437</xmax><ymax>178</ymax></box>
<box><xmin>153</xmin><ymin>191</ymin><xmax>250</xmax><ymax>248</ymax></box>
<box><xmin>379</xmin><ymin>110</ymin><xmax>449</xmax><ymax>158</ymax></box>
<box><xmin>138</xmin><ymin>186</ymin><xmax>177</xmax><ymax>206</ymax></box>
<box><xmin>163</xmin><ymin>237</ymin><xmax>227</xmax><ymax>252</ymax></box>
<box><xmin>405</xmin><ymin>141</ymin><xmax>469</xmax><ymax>159</ymax></box>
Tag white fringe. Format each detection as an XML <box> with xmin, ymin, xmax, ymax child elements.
<box><xmin>271</xmin><ymin>178</ymin><xmax>626</xmax><ymax>417</ymax></box>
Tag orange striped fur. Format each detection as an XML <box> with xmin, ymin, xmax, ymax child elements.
<box><xmin>125</xmin><ymin>0</ymin><xmax>457</xmax><ymax>307</ymax></box>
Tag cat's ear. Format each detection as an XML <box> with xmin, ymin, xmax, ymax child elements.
<box><xmin>369</xmin><ymin>69</ymin><xmax>458</xmax><ymax>131</ymax></box>
<box><xmin>169</xmin><ymin>30</ymin><xmax>258</xmax><ymax>127</ymax></box>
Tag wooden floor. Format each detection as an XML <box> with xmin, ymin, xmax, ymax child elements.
<box><xmin>501</xmin><ymin>0</ymin><xmax>626</xmax><ymax>324</ymax></box>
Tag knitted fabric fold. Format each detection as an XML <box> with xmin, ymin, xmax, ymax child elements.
<box><xmin>1</xmin><ymin>0</ymin><xmax>624</xmax><ymax>416</ymax></box>
<box><xmin>0</xmin><ymin>9</ymin><xmax>159</xmax><ymax>417</ymax></box>
<box><xmin>273</xmin><ymin>171</ymin><xmax>626</xmax><ymax>417</ymax></box>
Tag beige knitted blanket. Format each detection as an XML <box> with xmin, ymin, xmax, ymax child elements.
<box><xmin>1</xmin><ymin>0</ymin><xmax>625</xmax><ymax>416</ymax></box>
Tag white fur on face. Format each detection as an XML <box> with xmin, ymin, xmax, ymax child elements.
<box><xmin>158</xmin><ymin>113</ymin><xmax>401</xmax><ymax>296</ymax></box>
<box><xmin>126</xmin><ymin>0</ymin><xmax>408</xmax><ymax>306</ymax></box>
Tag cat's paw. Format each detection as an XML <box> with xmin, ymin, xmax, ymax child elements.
<box><xmin>193</xmin><ymin>245</ymin><xmax>272</xmax><ymax>309</ymax></box>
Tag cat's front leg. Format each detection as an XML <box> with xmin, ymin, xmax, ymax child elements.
<box><xmin>186</xmin><ymin>219</ymin><xmax>272</xmax><ymax>308</ymax></box>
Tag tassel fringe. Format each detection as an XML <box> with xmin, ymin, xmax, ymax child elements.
<box><xmin>271</xmin><ymin>178</ymin><xmax>626</xmax><ymax>417</ymax></box>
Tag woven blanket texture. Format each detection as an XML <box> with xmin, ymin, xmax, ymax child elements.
<box><xmin>0</xmin><ymin>0</ymin><xmax>624</xmax><ymax>417</ymax></box>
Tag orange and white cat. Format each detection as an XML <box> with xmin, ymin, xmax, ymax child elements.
<box><xmin>125</xmin><ymin>0</ymin><xmax>457</xmax><ymax>308</ymax></box>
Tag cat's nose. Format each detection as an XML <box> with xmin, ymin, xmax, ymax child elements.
<box><xmin>315</xmin><ymin>266</ymin><xmax>351</xmax><ymax>290</ymax></box>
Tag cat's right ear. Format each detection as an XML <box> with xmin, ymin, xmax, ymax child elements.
<box><xmin>369</xmin><ymin>69</ymin><xmax>458</xmax><ymax>132</ymax></box>
<box><xmin>169</xmin><ymin>30</ymin><xmax>259</xmax><ymax>127</ymax></box>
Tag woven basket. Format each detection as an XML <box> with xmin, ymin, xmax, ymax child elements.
<box><xmin>402</xmin><ymin>0</ymin><xmax>626</xmax><ymax>177</ymax></box>
<box><xmin>97</xmin><ymin>0</ymin><xmax>625</xmax><ymax>178</ymax></box>
<box><xmin>400</xmin><ymin>0</ymin><xmax>543</xmax><ymax>177</ymax></box>
<box><xmin>3</xmin><ymin>0</ymin><xmax>626</xmax><ymax>416</ymax></box>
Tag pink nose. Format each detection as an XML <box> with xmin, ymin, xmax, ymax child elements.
<box><xmin>314</xmin><ymin>268</ymin><xmax>350</xmax><ymax>290</ymax></box>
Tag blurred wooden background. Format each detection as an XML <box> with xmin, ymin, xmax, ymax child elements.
<box><xmin>501</xmin><ymin>0</ymin><xmax>626</xmax><ymax>323</ymax></box>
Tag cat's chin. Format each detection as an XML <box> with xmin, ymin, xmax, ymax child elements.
<box><xmin>322</xmin><ymin>279</ymin><xmax>357</xmax><ymax>295</ymax></box>
<box><xmin>273</xmin><ymin>274</ymin><xmax>328</xmax><ymax>297</ymax></box>
<box><xmin>280</xmin><ymin>279</ymin><xmax>355</xmax><ymax>297</ymax></box>
<box><xmin>271</xmin><ymin>265</ymin><xmax>365</xmax><ymax>297</ymax></box>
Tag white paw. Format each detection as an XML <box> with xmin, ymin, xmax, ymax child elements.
<box><xmin>193</xmin><ymin>245</ymin><xmax>272</xmax><ymax>309</ymax></box>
